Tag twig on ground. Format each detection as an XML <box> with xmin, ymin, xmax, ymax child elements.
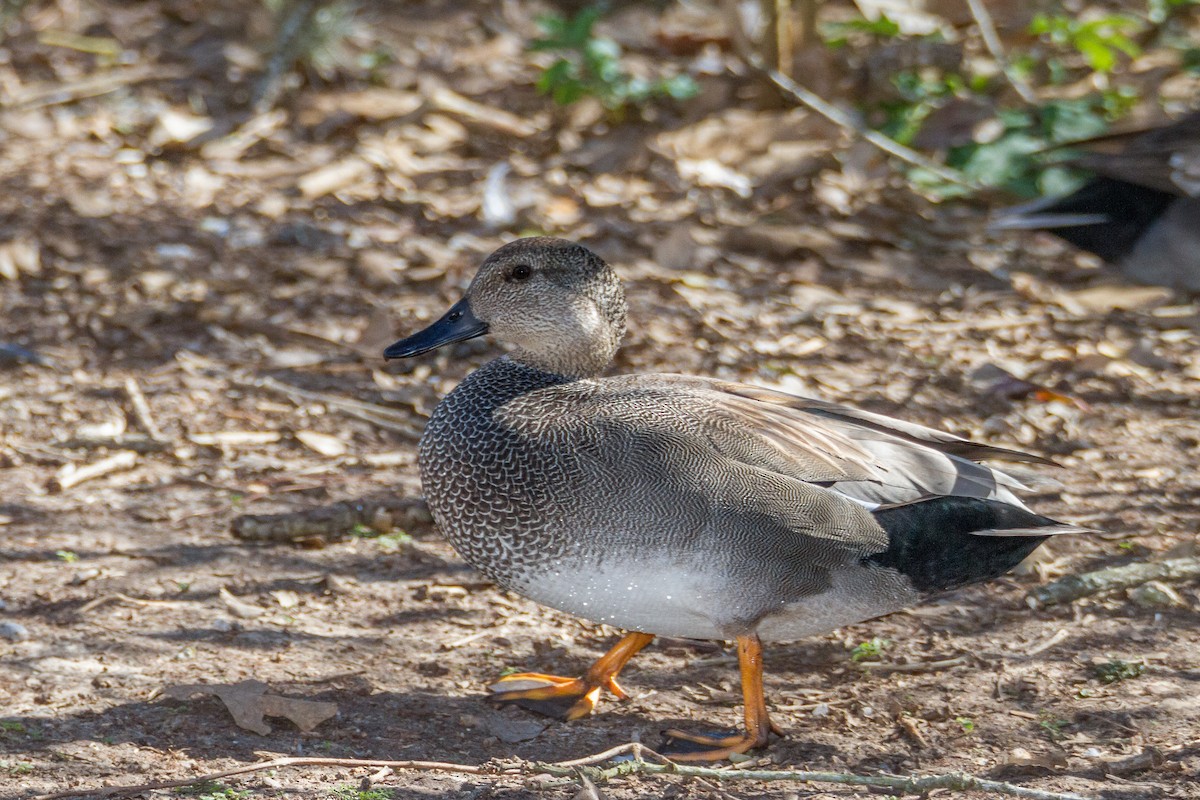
<box><xmin>2</xmin><ymin>64</ymin><xmax>187</xmax><ymax>111</ymax></box>
<box><xmin>240</xmin><ymin>376</ymin><xmax>423</xmax><ymax>438</ymax></box>
<box><xmin>897</xmin><ymin>714</ymin><xmax>930</xmax><ymax>748</ymax></box>
<box><xmin>123</xmin><ymin>377</ymin><xmax>166</xmax><ymax>442</ymax></box>
<box><xmin>58</xmin><ymin>433</ymin><xmax>172</xmax><ymax>453</ymax></box>
<box><xmin>533</xmin><ymin>755</ymin><xmax>1093</xmax><ymax>800</ymax></box>
<box><xmin>361</xmin><ymin>766</ymin><xmax>393</xmax><ymax>789</ymax></box>
<box><xmin>856</xmin><ymin>655</ymin><xmax>970</xmax><ymax>672</ymax></box>
<box><xmin>253</xmin><ymin>0</ymin><xmax>322</xmax><ymax>113</ymax></box>
<box><xmin>771</xmin><ymin>697</ymin><xmax>854</xmax><ymax>712</ymax></box>
<box><xmin>199</xmin><ymin>110</ymin><xmax>288</xmax><ymax>161</ymax></box>
<box><xmin>35</xmin><ymin>743</ymin><xmax>1094</xmax><ymax>800</ymax></box>
<box><xmin>444</xmin><ymin>624</ymin><xmax>509</xmax><ymax>650</ymax></box>
<box><xmin>35</xmin><ymin>757</ymin><xmax>493</xmax><ymax>800</ymax></box>
<box><xmin>550</xmin><ymin>742</ymin><xmax>667</xmax><ymax>768</ymax></box>
<box><xmin>77</xmin><ymin>593</ymin><xmax>189</xmax><ymax>615</ymax></box>
<box><xmin>963</xmin><ymin>0</ymin><xmax>1037</xmax><ymax>104</ymax></box>
<box><xmin>230</xmin><ymin>495</ymin><xmax>431</xmax><ymax>543</ymax></box>
<box><xmin>740</xmin><ymin>54</ymin><xmax>975</xmax><ymax>188</ymax></box>
<box><xmin>1101</xmin><ymin>747</ymin><xmax>1166</xmax><ymax>777</ymax></box>
<box><xmin>49</xmin><ymin>451</ymin><xmax>138</xmax><ymax>492</ymax></box>
<box><xmin>427</xmin><ymin>83</ymin><xmax>542</xmax><ymax>137</ymax></box>
<box><xmin>772</xmin><ymin>0</ymin><xmax>792</xmax><ymax>75</ymax></box>
<box><xmin>1025</xmin><ymin>628</ymin><xmax>1071</xmax><ymax>656</ymax></box>
<box><xmin>1027</xmin><ymin>556</ymin><xmax>1200</xmax><ymax>607</ymax></box>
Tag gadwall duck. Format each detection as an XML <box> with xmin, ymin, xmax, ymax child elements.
<box><xmin>991</xmin><ymin>110</ymin><xmax>1200</xmax><ymax>292</ymax></box>
<box><xmin>384</xmin><ymin>237</ymin><xmax>1086</xmax><ymax>760</ymax></box>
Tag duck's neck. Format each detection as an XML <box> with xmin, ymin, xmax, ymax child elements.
<box><xmin>508</xmin><ymin>341</ymin><xmax>616</xmax><ymax>380</ymax></box>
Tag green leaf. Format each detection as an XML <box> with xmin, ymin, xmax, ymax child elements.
<box><xmin>535</xmin><ymin>59</ymin><xmax>574</xmax><ymax>94</ymax></box>
<box><xmin>1037</xmin><ymin>165</ymin><xmax>1087</xmax><ymax>197</ymax></box>
<box><xmin>563</xmin><ymin>5</ymin><xmax>605</xmax><ymax>47</ymax></box>
<box><xmin>527</xmin><ymin>3</ymin><xmax>695</xmax><ymax>112</ymax></box>
<box><xmin>958</xmin><ymin>131</ymin><xmax>1042</xmax><ymax>187</ymax></box>
<box><xmin>1092</xmin><ymin>659</ymin><xmax>1144</xmax><ymax>684</ymax></box>
<box><xmin>534</xmin><ymin>13</ymin><xmax>567</xmax><ymax>41</ymax></box>
<box><xmin>1076</xmin><ymin>37</ymin><xmax>1116</xmax><ymax>72</ymax></box>
<box><xmin>1041</xmin><ymin>98</ymin><xmax>1108</xmax><ymax>143</ymax></box>
<box><xmin>907</xmin><ymin>166</ymin><xmax>974</xmax><ymax>200</ymax></box>
<box><xmin>1184</xmin><ymin>47</ymin><xmax>1200</xmax><ymax>74</ymax></box>
<box><xmin>660</xmin><ymin>74</ymin><xmax>699</xmax><ymax>100</ymax></box>
<box><xmin>552</xmin><ymin>79</ymin><xmax>587</xmax><ymax>106</ymax></box>
<box><xmin>849</xmin><ymin>637</ymin><xmax>890</xmax><ymax>662</ymax></box>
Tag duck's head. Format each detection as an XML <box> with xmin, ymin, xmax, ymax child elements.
<box><xmin>384</xmin><ymin>237</ymin><xmax>627</xmax><ymax>378</ymax></box>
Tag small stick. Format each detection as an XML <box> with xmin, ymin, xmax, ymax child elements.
<box><xmin>551</xmin><ymin>742</ymin><xmax>661</xmax><ymax>768</ymax></box>
<box><xmin>360</xmin><ymin>766</ymin><xmax>393</xmax><ymax>789</ymax></box>
<box><xmin>772</xmin><ymin>697</ymin><xmax>854</xmax><ymax>712</ymax></box>
<box><xmin>242</xmin><ymin>376</ymin><xmax>423</xmax><ymax>438</ymax></box>
<box><xmin>35</xmin><ymin>757</ymin><xmax>494</xmax><ymax>800</ymax></box>
<box><xmin>49</xmin><ymin>451</ymin><xmax>137</xmax><ymax>492</ymax></box>
<box><xmin>35</xmin><ymin>743</ymin><xmax>1094</xmax><ymax>800</ymax></box>
<box><xmin>124</xmin><ymin>377</ymin><xmax>165</xmax><ymax>441</ymax></box>
<box><xmin>963</xmin><ymin>0</ymin><xmax>1037</xmax><ymax>104</ymax></box>
<box><xmin>444</xmin><ymin>625</ymin><xmax>508</xmax><ymax>650</ymax></box>
<box><xmin>427</xmin><ymin>85</ymin><xmax>541</xmax><ymax>137</ymax></box>
<box><xmin>857</xmin><ymin>655</ymin><xmax>970</xmax><ymax>673</ymax></box>
<box><xmin>59</xmin><ymin>434</ymin><xmax>172</xmax><ymax>453</ymax></box>
<box><xmin>1028</xmin><ymin>556</ymin><xmax>1200</xmax><ymax>607</ymax></box>
<box><xmin>3</xmin><ymin>64</ymin><xmax>187</xmax><ymax>111</ymax></box>
<box><xmin>189</xmin><ymin>431</ymin><xmax>282</xmax><ymax>447</ymax></box>
<box><xmin>1024</xmin><ymin>628</ymin><xmax>1070</xmax><ymax>656</ymax></box>
<box><xmin>231</xmin><ymin>496</ymin><xmax>431</xmax><ymax>543</ymax></box>
<box><xmin>773</xmin><ymin>0</ymin><xmax>792</xmax><ymax>75</ymax></box>
<box><xmin>739</xmin><ymin>55</ymin><xmax>974</xmax><ymax>188</ymax></box>
<box><xmin>897</xmin><ymin>715</ymin><xmax>929</xmax><ymax>748</ymax></box>
<box><xmin>253</xmin><ymin>0</ymin><xmax>322</xmax><ymax>113</ymax></box>
<box><xmin>199</xmin><ymin>110</ymin><xmax>287</xmax><ymax>161</ymax></box>
<box><xmin>77</xmin><ymin>593</ymin><xmax>190</xmax><ymax>614</ymax></box>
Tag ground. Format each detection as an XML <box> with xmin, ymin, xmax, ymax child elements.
<box><xmin>1</xmin><ymin>2</ymin><xmax>1199</xmax><ymax>799</ymax></box>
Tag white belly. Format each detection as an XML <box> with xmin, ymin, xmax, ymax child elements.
<box><xmin>755</xmin><ymin>567</ymin><xmax>918</xmax><ymax>641</ymax></box>
<box><xmin>512</xmin><ymin>559</ymin><xmax>919</xmax><ymax>642</ymax></box>
<box><xmin>514</xmin><ymin>560</ymin><xmax>725</xmax><ymax>639</ymax></box>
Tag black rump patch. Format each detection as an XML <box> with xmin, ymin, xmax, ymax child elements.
<box><xmin>866</xmin><ymin>497</ymin><xmax>1058</xmax><ymax>593</ymax></box>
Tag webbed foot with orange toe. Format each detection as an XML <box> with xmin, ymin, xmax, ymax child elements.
<box><xmin>659</xmin><ymin>633</ymin><xmax>783</xmax><ymax>761</ymax></box>
<box><xmin>488</xmin><ymin>632</ymin><xmax>654</xmax><ymax>720</ymax></box>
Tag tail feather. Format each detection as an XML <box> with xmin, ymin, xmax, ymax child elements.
<box><xmin>867</xmin><ymin>496</ymin><xmax>1087</xmax><ymax>593</ymax></box>
<box><xmin>991</xmin><ymin>177</ymin><xmax>1175</xmax><ymax>263</ymax></box>
<box><xmin>971</xmin><ymin>523</ymin><xmax>1096</xmax><ymax>537</ymax></box>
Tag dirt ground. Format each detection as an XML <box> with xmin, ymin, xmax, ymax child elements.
<box><xmin>2</xmin><ymin>2</ymin><xmax>1199</xmax><ymax>799</ymax></box>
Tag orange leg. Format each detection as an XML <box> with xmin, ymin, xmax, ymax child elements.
<box><xmin>664</xmin><ymin>633</ymin><xmax>781</xmax><ymax>761</ymax></box>
<box><xmin>489</xmin><ymin>631</ymin><xmax>654</xmax><ymax>720</ymax></box>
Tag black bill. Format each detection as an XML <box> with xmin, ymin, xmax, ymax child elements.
<box><xmin>383</xmin><ymin>297</ymin><xmax>488</xmax><ymax>359</ymax></box>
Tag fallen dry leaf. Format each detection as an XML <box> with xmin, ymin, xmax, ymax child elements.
<box><xmin>163</xmin><ymin>680</ymin><xmax>337</xmax><ymax>735</ymax></box>
<box><xmin>148</xmin><ymin>109</ymin><xmax>213</xmax><ymax>148</ymax></box>
<box><xmin>970</xmin><ymin>363</ymin><xmax>1090</xmax><ymax>410</ymax></box>
<box><xmin>1011</xmin><ymin>273</ymin><xmax>1175</xmax><ymax>315</ymax></box>
<box><xmin>294</xmin><ymin>430</ymin><xmax>348</xmax><ymax>457</ymax></box>
<box><xmin>219</xmin><ymin>586</ymin><xmax>267</xmax><ymax>619</ymax></box>
<box><xmin>298</xmin><ymin>158</ymin><xmax>374</xmax><ymax>199</ymax></box>
<box><xmin>189</xmin><ymin>431</ymin><xmax>283</xmax><ymax>447</ymax></box>
<box><xmin>0</xmin><ymin>238</ymin><xmax>40</xmax><ymax>280</ymax></box>
<box><xmin>485</xmin><ymin>711</ymin><xmax>549</xmax><ymax>743</ymax></box>
<box><xmin>270</xmin><ymin>589</ymin><xmax>301</xmax><ymax>609</ymax></box>
<box><xmin>1000</xmin><ymin>746</ymin><xmax>1070</xmax><ymax>774</ymax></box>
<box><xmin>1063</xmin><ymin>284</ymin><xmax>1174</xmax><ymax>314</ymax></box>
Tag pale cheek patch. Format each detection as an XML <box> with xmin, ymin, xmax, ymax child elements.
<box><xmin>570</xmin><ymin>301</ymin><xmax>605</xmax><ymax>338</ymax></box>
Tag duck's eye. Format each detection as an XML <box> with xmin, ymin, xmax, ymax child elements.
<box><xmin>508</xmin><ymin>264</ymin><xmax>532</xmax><ymax>282</ymax></box>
